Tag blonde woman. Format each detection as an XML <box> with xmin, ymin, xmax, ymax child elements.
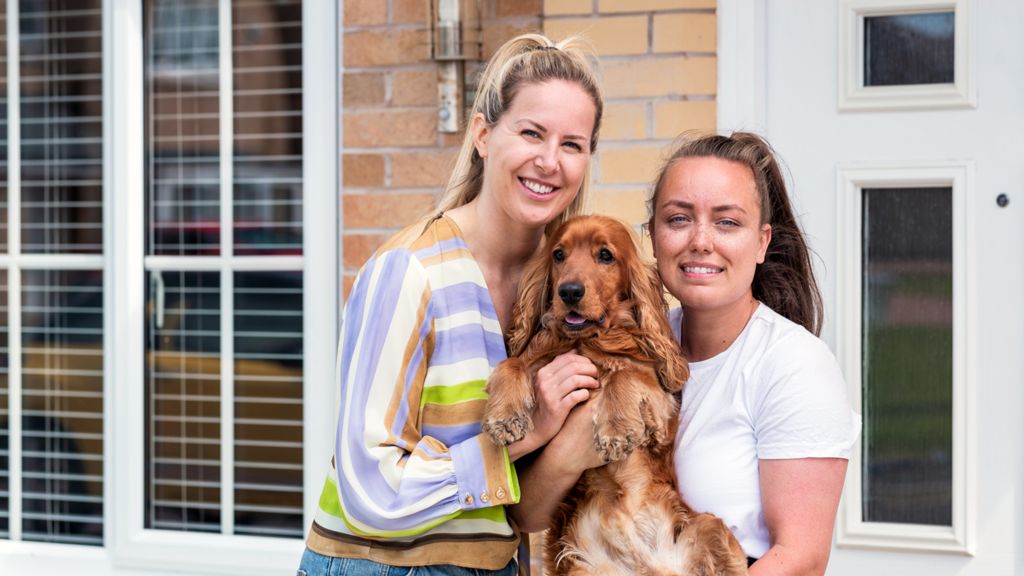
<box><xmin>299</xmin><ymin>34</ymin><xmax>604</xmax><ymax>576</ymax></box>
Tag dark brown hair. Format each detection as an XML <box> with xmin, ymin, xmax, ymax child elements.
<box><xmin>647</xmin><ymin>131</ymin><xmax>823</xmax><ymax>336</ymax></box>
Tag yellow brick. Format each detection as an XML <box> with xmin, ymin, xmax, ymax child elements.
<box><xmin>590</xmin><ymin>188</ymin><xmax>651</xmax><ymax>227</ymax></box>
<box><xmin>599</xmin><ymin>0</ymin><xmax>716</xmax><ymax>12</ymax></box>
<box><xmin>653</xmin><ymin>100</ymin><xmax>716</xmax><ymax>138</ymax></box>
<box><xmin>544</xmin><ymin>0</ymin><xmax>593</xmax><ymax>15</ymax></box>
<box><xmin>342</xmin><ymin>154</ymin><xmax>385</xmax><ymax>187</ymax></box>
<box><xmin>544</xmin><ymin>16</ymin><xmax>647</xmax><ymax>55</ymax></box>
<box><xmin>601</xmin><ymin>102</ymin><xmax>647</xmax><ymax>140</ymax></box>
<box><xmin>602</xmin><ymin>57</ymin><xmax>716</xmax><ymax>98</ymax></box>
<box><xmin>598</xmin><ymin>146</ymin><xmax>666</xmax><ymax>184</ymax></box>
<box><xmin>653</xmin><ymin>13</ymin><xmax>716</xmax><ymax>53</ymax></box>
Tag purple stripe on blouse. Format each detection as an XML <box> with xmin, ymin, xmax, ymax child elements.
<box><xmin>432</xmin><ymin>322</ymin><xmax>506</xmax><ymax>367</ymax></box>
<box><xmin>422</xmin><ymin>421</ymin><xmax>484</xmax><ymax>446</ymax></box>
<box><xmin>431</xmin><ymin>281</ymin><xmax>499</xmax><ymax>321</ymax></box>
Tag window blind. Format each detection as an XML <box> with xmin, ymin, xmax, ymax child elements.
<box><xmin>144</xmin><ymin>0</ymin><xmax>304</xmax><ymax>539</ymax></box>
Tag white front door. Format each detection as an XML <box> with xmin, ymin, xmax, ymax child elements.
<box><xmin>721</xmin><ymin>1</ymin><xmax>1023</xmax><ymax>574</ymax></box>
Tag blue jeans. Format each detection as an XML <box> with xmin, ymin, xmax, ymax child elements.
<box><xmin>297</xmin><ymin>547</ymin><xmax>518</xmax><ymax>576</ymax></box>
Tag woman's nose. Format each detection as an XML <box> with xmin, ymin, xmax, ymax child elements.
<box><xmin>690</xmin><ymin>223</ymin><xmax>713</xmax><ymax>253</ymax></box>
<box><xmin>534</xmin><ymin>144</ymin><xmax>559</xmax><ymax>173</ymax></box>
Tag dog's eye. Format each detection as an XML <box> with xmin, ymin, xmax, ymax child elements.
<box><xmin>552</xmin><ymin>248</ymin><xmax>565</xmax><ymax>263</ymax></box>
<box><xmin>598</xmin><ymin>248</ymin><xmax>615</xmax><ymax>263</ymax></box>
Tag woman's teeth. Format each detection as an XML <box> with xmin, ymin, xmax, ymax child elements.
<box><xmin>684</xmin><ymin>266</ymin><xmax>721</xmax><ymax>274</ymax></box>
<box><xmin>522</xmin><ymin>178</ymin><xmax>554</xmax><ymax>195</ymax></box>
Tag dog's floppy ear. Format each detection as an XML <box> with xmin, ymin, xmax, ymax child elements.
<box><xmin>507</xmin><ymin>244</ymin><xmax>552</xmax><ymax>356</ymax></box>
<box><xmin>629</xmin><ymin>259</ymin><xmax>689</xmax><ymax>393</ymax></box>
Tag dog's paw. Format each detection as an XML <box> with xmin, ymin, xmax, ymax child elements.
<box><xmin>481</xmin><ymin>410</ymin><xmax>533</xmax><ymax>446</ymax></box>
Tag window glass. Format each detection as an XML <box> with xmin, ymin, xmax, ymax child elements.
<box><xmin>21</xmin><ymin>270</ymin><xmax>104</xmax><ymax>544</ymax></box>
<box><xmin>864</xmin><ymin>12</ymin><xmax>955</xmax><ymax>86</ymax></box>
<box><xmin>20</xmin><ymin>2</ymin><xmax>104</xmax><ymax>254</ymax></box>
<box><xmin>0</xmin><ymin>1</ymin><xmax>7</xmax><ymax>253</ymax></box>
<box><xmin>233</xmin><ymin>271</ymin><xmax>302</xmax><ymax>537</ymax></box>
<box><xmin>147</xmin><ymin>0</ymin><xmax>221</xmax><ymax>256</ymax></box>
<box><xmin>861</xmin><ymin>186</ymin><xmax>953</xmax><ymax>526</ymax></box>
<box><xmin>145</xmin><ymin>271</ymin><xmax>221</xmax><ymax>532</ymax></box>
<box><xmin>0</xmin><ymin>270</ymin><xmax>8</xmax><ymax>539</ymax></box>
<box><xmin>232</xmin><ymin>1</ymin><xmax>303</xmax><ymax>256</ymax></box>
<box><xmin>143</xmin><ymin>0</ymin><xmax>304</xmax><ymax>538</ymax></box>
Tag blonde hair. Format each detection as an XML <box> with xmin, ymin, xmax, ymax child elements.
<box><xmin>430</xmin><ymin>33</ymin><xmax>603</xmax><ymax>231</ymax></box>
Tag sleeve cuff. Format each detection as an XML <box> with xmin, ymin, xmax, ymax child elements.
<box><xmin>450</xmin><ymin>432</ymin><xmax>520</xmax><ymax>510</ymax></box>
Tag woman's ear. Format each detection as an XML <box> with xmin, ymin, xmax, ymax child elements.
<box><xmin>471</xmin><ymin>113</ymin><xmax>489</xmax><ymax>159</ymax></box>
<box><xmin>756</xmin><ymin>223</ymin><xmax>772</xmax><ymax>264</ymax></box>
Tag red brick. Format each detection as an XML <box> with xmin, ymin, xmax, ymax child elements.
<box><xmin>343</xmin><ymin>233</ymin><xmax>389</xmax><ymax>269</ymax></box>
<box><xmin>342</xmin><ymin>154</ymin><xmax>385</xmax><ymax>187</ymax></box>
<box><xmin>343</xmin><ymin>193</ymin><xmax>437</xmax><ymax>228</ymax></box>
<box><xmin>344</xmin><ymin>29</ymin><xmax>429</xmax><ymax>68</ymax></box>
<box><xmin>392</xmin><ymin>69</ymin><xmax>437</xmax><ymax>107</ymax></box>
<box><xmin>343</xmin><ymin>109</ymin><xmax>437</xmax><ymax>147</ymax></box>
<box><xmin>344</xmin><ymin>72</ymin><xmax>385</xmax><ymax>106</ymax></box>
<box><xmin>344</xmin><ymin>0</ymin><xmax>387</xmax><ymax>26</ymax></box>
<box><xmin>393</xmin><ymin>0</ymin><xmax>429</xmax><ymax>23</ymax></box>
<box><xmin>391</xmin><ymin>150</ymin><xmax>458</xmax><ymax>187</ymax></box>
<box><xmin>497</xmin><ymin>0</ymin><xmax>543</xmax><ymax>17</ymax></box>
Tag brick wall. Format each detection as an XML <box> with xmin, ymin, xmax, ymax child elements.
<box><xmin>545</xmin><ymin>0</ymin><xmax>717</xmax><ymax>235</ymax></box>
<box><xmin>340</xmin><ymin>0</ymin><xmax>716</xmax><ymax>293</ymax></box>
<box><xmin>340</xmin><ymin>0</ymin><xmax>542</xmax><ymax>295</ymax></box>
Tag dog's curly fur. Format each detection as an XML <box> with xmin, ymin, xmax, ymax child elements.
<box><xmin>483</xmin><ymin>215</ymin><xmax>748</xmax><ymax>576</ymax></box>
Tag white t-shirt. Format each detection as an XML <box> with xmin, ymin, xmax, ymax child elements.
<box><xmin>671</xmin><ymin>303</ymin><xmax>861</xmax><ymax>558</ymax></box>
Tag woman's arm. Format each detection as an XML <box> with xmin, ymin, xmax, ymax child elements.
<box><xmin>507</xmin><ymin>399</ymin><xmax>604</xmax><ymax>532</ymax></box>
<box><xmin>750</xmin><ymin>457</ymin><xmax>848</xmax><ymax>576</ymax></box>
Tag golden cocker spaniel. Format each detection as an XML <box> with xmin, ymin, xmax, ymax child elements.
<box><xmin>483</xmin><ymin>215</ymin><xmax>748</xmax><ymax>576</ymax></box>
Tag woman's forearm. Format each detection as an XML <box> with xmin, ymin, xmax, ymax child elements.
<box><xmin>749</xmin><ymin>543</ymin><xmax>827</xmax><ymax>576</ymax></box>
<box><xmin>507</xmin><ymin>446</ymin><xmax>584</xmax><ymax>532</ymax></box>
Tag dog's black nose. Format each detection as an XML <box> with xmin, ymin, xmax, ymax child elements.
<box><xmin>558</xmin><ymin>282</ymin><xmax>585</xmax><ymax>305</ymax></box>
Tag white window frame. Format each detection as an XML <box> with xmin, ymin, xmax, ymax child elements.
<box><xmin>838</xmin><ymin>0</ymin><xmax>975</xmax><ymax>111</ymax></box>
<box><xmin>835</xmin><ymin>162</ymin><xmax>975</xmax><ymax>554</ymax></box>
<box><xmin>0</xmin><ymin>0</ymin><xmax>334</xmax><ymax>574</ymax></box>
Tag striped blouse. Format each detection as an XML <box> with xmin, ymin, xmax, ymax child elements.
<box><xmin>306</xmin><ymin>215</ymin><xmax>522</xmax><ymax>570</ymax></box>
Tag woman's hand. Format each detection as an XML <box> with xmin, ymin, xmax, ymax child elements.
<box><xmin>507</xmin><ymin>395</ymin><xmax>605</xmax><ymax>532</ymax></box>
<box><xmin>508</xmin><ymin>351</ymin><xmax>599</xmax><ymax>460</ymax></box>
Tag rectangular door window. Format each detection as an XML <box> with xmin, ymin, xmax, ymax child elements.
<box><xmin>861</xmin><ymin>186</ymin><xmax>953</xmax><ymax>526</ymax></box>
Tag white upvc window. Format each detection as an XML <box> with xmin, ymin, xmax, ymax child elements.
<box><xmin>835</xmin><ymin>162</ymin><xmax>975</xmax><ymax>554</ymax></box>
<box><xmin>0</xmin><ymin>1</ymin><xmax>337</xmax><ymax>574</ymax></box>
<box><xmin>838</xmin><ymin>0</ymin><xmax>975</xmax><ymax>111</ymax></box>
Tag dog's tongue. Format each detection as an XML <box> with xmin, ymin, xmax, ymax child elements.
<box><xmin>565</xmin><ymin>312</ymin><xmax>588</xmax><ymax>325</ymax></box>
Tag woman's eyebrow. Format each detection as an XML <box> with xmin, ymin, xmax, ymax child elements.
<box><xmin>516</xmin><ymin>118</ymin><xmax>588</xmax><ymax>143</ymax></box>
